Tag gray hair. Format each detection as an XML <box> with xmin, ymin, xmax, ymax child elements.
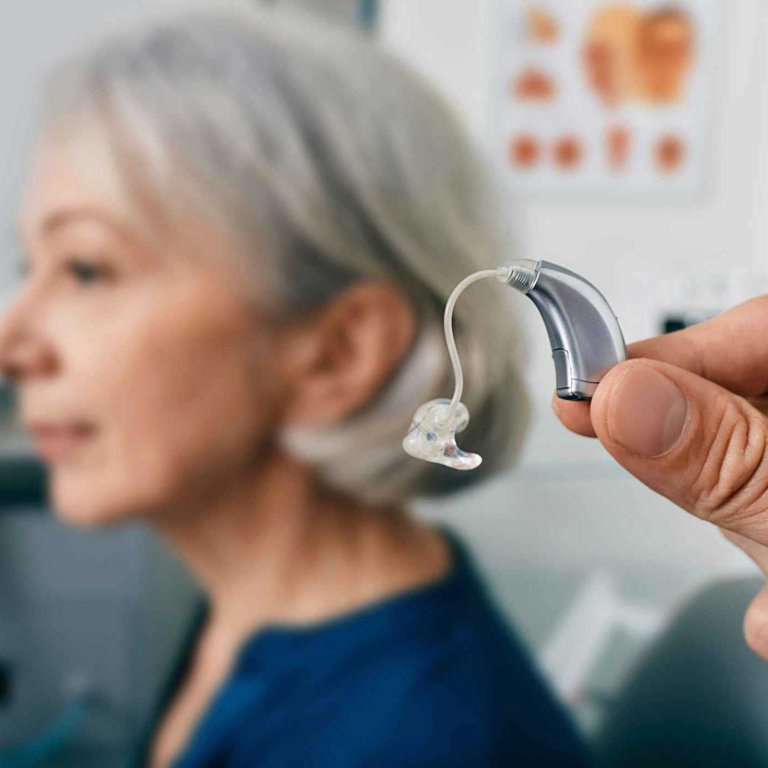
<box><xmin>34</xmin><ymin>0</ymin><xmax>531</xmax><ymax>505</ymax></box>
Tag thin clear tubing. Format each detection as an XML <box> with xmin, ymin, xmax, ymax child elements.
<box><xmin>444</xmin><ymin>266</ymin><xmax>513</xmax><ymax>418</ymax></box>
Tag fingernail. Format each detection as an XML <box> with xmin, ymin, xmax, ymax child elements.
<box><xmin>607</xmin><ymin>365</ymin><xmax>688</xmax><ymax>457</ymax></box>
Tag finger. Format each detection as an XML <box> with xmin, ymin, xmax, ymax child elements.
<box><xmin>552</xmin><ymin>295</ymin><xmax>768</xmax><ymax>439</ymax></box>
<box><xmin>552</xmin><ymin>386</ymin><xmax>768</xmax><ymax>443</ymax></box>
<box><xmin>721</xmin><ymin>528</ymin><xmax>768</xmax><ymax>575</ymax></box>
<box><xmin>719</xmin><ymin>530</ymin><xmax>768</xmax><ymax>660</ymax></box>
<box><xmin>590</xmin><ymin>358</ymin><xmax>768</xmax><ymax>542</ymax></box>
<box><xmin>744</xmin><ymin>585</ymin><xmax>768</xmax><ymax>660</ymax></box>
<box><xmin>551</xmin><ymin>394</ymin><xmax>595</xmax><ymax>437</ymax></box>
<box><xmin>747</xmin><ymin>394</ymin><xmax>768</xmax><ymax>419</ymax></box>
<box><xmin>624</xmin><ymin>295</ymin><xmax>768</xmax><ymax>397</ymax></box>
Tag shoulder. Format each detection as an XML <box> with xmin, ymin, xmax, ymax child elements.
<box><xmin>227</xmin><ymin>531</ymin><xmax>589</xmax><ymax>766</ymax></box>
<box><xmin>228</xmin><ymin>593</ymin><xmax>588</xmax><ymax>767</ymax></box>
<box><xmin>331</xmin><ymin>535</ymin><xmax>588</xmax><ymax>766</ymax></box>
<box><xmin>228</xmin><ymin>641</ymin><xmax>588</xmax><ymax>767</ymax></box>
<box><xmin>348</xmin><ymin>612</ymin><xmax>589</xmax><ymax>767</ymax></box>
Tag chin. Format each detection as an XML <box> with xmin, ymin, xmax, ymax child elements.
<box><xmin>51</xmin><ymin>499</ymin><xmax>135</xmax><ymax>529</ymax></box>
<box><xmin>48</xmin><ymin>477</ymin><xmax>148</xmax><ymax>529</ymax></box>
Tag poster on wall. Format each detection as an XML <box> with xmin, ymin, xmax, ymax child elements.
<box><xmin>491</xmin><ymin>0</ymin><xmax>720</xmax><ymax>196</ymax></box>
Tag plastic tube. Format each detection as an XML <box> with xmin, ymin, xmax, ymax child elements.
<box><xmin>444</xmin><ymin>267</ymin><xmax>511</xmax><ymax>416</ymax></box>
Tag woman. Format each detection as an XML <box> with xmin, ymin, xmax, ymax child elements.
<box><xmin>0</xmin><ymin>3</ymin><xmax>589</xmax><ymax>766</ymax></box>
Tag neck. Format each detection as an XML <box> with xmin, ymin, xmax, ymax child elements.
<box><xmin>151</xmin><ymin>450</ymin><xmax>449</xmax><ymax>648</ymax></box>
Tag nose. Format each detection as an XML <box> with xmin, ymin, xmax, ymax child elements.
<box><xmin>0</xmin><ymin>290</ymin><xmax>56</xmax><ymax>384</ymax></box>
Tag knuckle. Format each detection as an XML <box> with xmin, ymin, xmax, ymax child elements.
<box><xmin>691</xmin><ymin>401</ymin><xmax>768</xmax><ymax>528</ymax></box>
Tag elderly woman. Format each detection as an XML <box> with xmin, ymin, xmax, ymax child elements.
<box><xmin>0</xmin><ymin>3</ymin><xmax>588</xmax><ymax>766</ymax></box>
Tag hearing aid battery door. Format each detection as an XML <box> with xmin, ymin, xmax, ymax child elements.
<box><xmin>552</xmin><ymin>347</ymin><xmax>596</xmax><ymax>401</ymax></box>
<box><xmin>552</xmin><ymin>348</ymin><xmax>570</xmax><ymax>389</ymax></box>
<box><xmin>526</xmin><ymin>261</ymin><xmax>627</xmax><ymax>401</ymax></box>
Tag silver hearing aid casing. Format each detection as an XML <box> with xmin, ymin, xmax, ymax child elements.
<box><xmin>503</xmin><ymin>260</ymin><xmax>627</xmax><ymax>401</ymax></box>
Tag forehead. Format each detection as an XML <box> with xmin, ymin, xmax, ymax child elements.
<box><xmin>17</xmin><ymin>115</ymin><xmax>264</xmax><ymax>301</ymax></box>
<box><xmin>19</xmin><ymin>120</ymin><xmax>159</xmax><ymax>246</ymax></box>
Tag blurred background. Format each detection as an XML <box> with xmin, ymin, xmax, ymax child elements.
<box><xmin>0</xmin><ymin>0</ymin><xmax>766</xmax><ymax>765</ymax></box>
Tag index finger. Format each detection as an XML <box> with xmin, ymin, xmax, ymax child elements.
<box><xmin>552</xmin><ymin>294</ymin><xmax>768</xmax><ymax>437</ymax></box>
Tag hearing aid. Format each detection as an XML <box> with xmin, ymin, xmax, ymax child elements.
<box><xmin>402</xmin><ymin>259</ymin><xmax>627</xmax><ymax>470</ymax></box>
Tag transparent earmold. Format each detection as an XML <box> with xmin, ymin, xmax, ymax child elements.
<box><xmin>402</xmin><ymin>398</ymin><xmax>481</xmax><ymax>471</ymax></box>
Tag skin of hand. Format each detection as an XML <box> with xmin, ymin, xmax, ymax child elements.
<box><xmin>552</xmin><ymin>295</ymin><xmax>768</xmax><ymax>660</ymax></box>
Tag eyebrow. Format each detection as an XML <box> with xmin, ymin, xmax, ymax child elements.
<box><xmin>16</xmin><ymin>207</ymin><xmax>138</xmax><ymax>258</ymax></box>
<box><xmin>40</xmin><ymin>208</ymin><xmax>127</xmax><ymax>239</ymax></box>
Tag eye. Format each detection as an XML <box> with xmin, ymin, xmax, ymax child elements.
<box><xmin>13</xmin><ymin>255</ymin><xmax>112</xmax><ymax>286</ymax></box>
<box><xmin>65</xmin><ymin>258</ymin><xmax>110</xmax><ymax>286</ymax></box>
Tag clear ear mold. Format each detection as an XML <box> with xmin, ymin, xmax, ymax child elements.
<box><xmin>401</xmin><ymin>398</ymin><xmax>481</xmax><ymax>471</ymax></box>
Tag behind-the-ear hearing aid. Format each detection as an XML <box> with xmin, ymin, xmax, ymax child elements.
<box><xmin>402</xmin><ymin>259</ymin><xmax>627</xmax><ymax>470</ymax></box>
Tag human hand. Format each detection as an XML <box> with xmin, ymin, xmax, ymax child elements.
<box><xmin>552</xmin><ymin>296</ymin><xmax>768</xmax><ymax>659</ymax></box>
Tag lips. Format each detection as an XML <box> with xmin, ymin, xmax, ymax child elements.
<box><xmin>26</xmin><ymin>422</ymin><xmax>97</xmax><ymax>461</ymax></box>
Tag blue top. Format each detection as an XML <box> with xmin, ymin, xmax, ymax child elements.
<box><xmin>135</xmin><ymin>528</ymin><xmax>590</xmax><ymax>767</ymax></box>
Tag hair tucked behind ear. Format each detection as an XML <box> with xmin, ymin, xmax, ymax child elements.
<box><xmin>36</xmin><ymin>0</ymin><xmax>531</xmax><ymax>506</ymax></box>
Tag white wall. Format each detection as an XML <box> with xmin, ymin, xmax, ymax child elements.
<box><xmin>381</xmin><ymin>0</ymin><xmax>766</xmax><ymax>634</ymax></box>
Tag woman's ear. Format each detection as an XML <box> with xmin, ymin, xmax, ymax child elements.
<box><xmin>277</xmin><ymin>280</ymin><xmax>418</xmax><ymax>428</ymax></box>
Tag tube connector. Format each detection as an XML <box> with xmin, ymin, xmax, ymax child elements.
<box><xmin>496</xmin><ymin>259</ymin><xmax>541</xmax><ymax>295</ymax></box>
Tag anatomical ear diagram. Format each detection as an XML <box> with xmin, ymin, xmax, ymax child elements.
<box><xmin>583</xmin><ymin>4</ymin><xmax>695</xmax><ymax>107</ymax></box>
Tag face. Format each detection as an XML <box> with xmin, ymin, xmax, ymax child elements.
<box><xmin>2</xmin><ymin>132</ymin><xmax>284</xmax><ymax>527</ymax></box>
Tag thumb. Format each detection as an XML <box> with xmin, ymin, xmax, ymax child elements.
<box><xmin>591</xmin><ymin>359</ymin><xmax>768</xmax><ymax>541</ymax></box>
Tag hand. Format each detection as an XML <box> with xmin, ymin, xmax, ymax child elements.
<box><xmin>552</xmin><ymin>296</ymin><xmax>768</xmax><ymax>659</ymax></box>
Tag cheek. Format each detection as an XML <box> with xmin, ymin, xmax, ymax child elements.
<box><xmin>48</xmin><ymin>287</ymin><xmax>277</xmax><ymax>525</ymax></box>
